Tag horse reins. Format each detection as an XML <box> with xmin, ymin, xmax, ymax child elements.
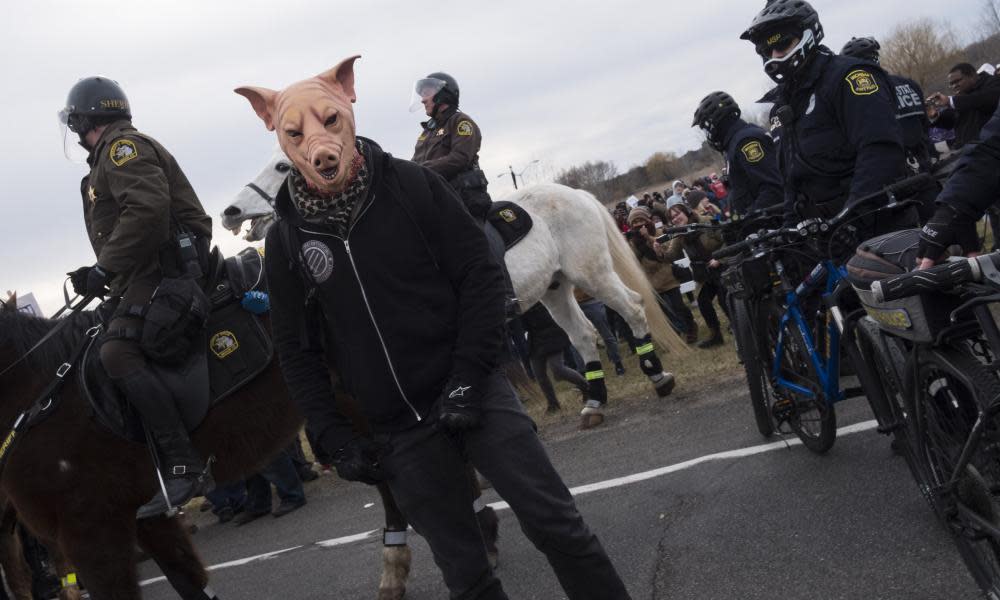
<box><xmin>0</xmin><ymin>295</ymin><xmax>99</xmax><ymax>472</ymax></box>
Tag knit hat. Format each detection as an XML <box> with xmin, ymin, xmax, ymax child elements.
<box><xmin>628</xmin><ymin>206</ymin><xmax>652</xmax><ymax>225</ymax></box>
<box><xmin>684</xmin><ymin>189</ymin><xmax>707</xmax><ymax>209</ymax></box>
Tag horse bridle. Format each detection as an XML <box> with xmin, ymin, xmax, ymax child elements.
<box><xmin>244</xmin><ymin>182</ymin><xmax>277</xmax><ymax>208</ymax></box>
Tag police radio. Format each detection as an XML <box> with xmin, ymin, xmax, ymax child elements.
<box><xmin>176</xmin><ymin>230</ymin><xmax>203</xmax><ymax>279</ymax></box>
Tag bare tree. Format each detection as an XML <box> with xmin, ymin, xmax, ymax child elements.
<box><xmin>981</xmin><ymin>0</ymin><xmax>1000</xmax><ymax>37</ymax></box>
<box><xmin>555</xmin><ymin>160</ymin><xmax>619</xmax><ymax>200</ymax></box>
<box><xmin>880</xmin><ymin>18</ymin><xmax>960</xmax><ymax>91</ymax></box>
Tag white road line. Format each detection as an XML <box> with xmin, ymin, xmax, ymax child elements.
<box><xmin>140</xmin><ymin>419</ymin><xmax>879</xmax><ymax>587</ymax></box>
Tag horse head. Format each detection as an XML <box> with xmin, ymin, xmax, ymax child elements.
<box><xmin>221</xmin><ymin>146</ymin><xmax>286</xmax><ymax>241</ymax></box>
<box><xmin>235</xmin><ymin>55</ymin><xmax>361</xmax><ymax>196</ymax></box>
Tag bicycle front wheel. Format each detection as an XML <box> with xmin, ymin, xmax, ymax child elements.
<box><xmin>732</xmin><ymin>297</ymin><xmax>774</xmax><ymax>437</ymax></box>
<box><xmin>771</xmin><ymin>304</ymin><xmax>837</xmax><ymax>454</ymax></box>
<box><xmin>913</xmin><ymin>347</ymin><xmax>1000</xmax><ymax>597</ymax></box>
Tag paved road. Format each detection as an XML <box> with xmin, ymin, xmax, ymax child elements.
<box><xmin>140</xmin><ymin>381</ymin><xmax>981</xmax><ymax>599</ymax></box>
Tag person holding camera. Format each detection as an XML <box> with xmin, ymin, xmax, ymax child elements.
<box><xmin>626</xmin><ymin>206</ymin><xmax>698</xmax><ymax>344</ymax></box>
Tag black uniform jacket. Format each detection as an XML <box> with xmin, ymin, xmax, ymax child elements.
<box><xmin>935</xmin><ymin>103</ymin><xmax>1000</xmax><ymax>222</ymax></box>
<box><xmin>719</xmin><ymin>118</ymin><xmax>783</xmax><ymax>216</ymax></box>
<box><xmin>265</xmin><ymin>138</ymin><xmax>506</xmax><ymax>454</ymax></box>
<box><xmin>767</xmin><ymin>48</ymin><xmax>907</xmax><ymax>224</ymax></box>
<box><xmin>411</xmin><ymin>107</ymin><xmax>483</xmax><ymax>181</ymax></box>
<box><xmin>81</xmin><ymin>120</ymin><xmax>211</xmax><ymax>292</ymax></box>
<box><xmin>889</xmin><ymin>74</ymin><xmax>932</xmax><ymax>167</ymax></box>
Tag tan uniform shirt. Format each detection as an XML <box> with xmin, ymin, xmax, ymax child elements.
<box><xmin>411</xmin><ymin>108</ymin><xmax>482</xmax><ymax>181</ymax></box>
<box><xmin>81</xmin><ymin>120</ymin><xmax>212</xmax><ymax>293</ymax></box>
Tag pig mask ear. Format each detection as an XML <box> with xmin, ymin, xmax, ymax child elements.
<box><xmin>316</xmin><ymin>55</ymin><xmax>361</xmax><ymax>103</ymax></box>
<box><xmin>234</xmin><ymin>86</ymin><xmax>279</xmax><ymax>131</ymax></box>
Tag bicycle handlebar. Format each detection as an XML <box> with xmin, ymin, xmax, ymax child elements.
<box><xmin>870</xmin><ymin>253</ymin><xmax>1000</xmax><ymax>303</ymax></box>
<box><xmin>712</xmin><ymin>227</ymin><xmax>799</xmax><ymax>260</ymax></box>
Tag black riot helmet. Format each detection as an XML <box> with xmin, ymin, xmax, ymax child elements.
<box><xmin>692</xmin><ymin>91</ymin><xmax>742</xmax><ymax>150</ymax></box>
<box><xmin>740</xmin><ymin>0</ymin><xmax>824</xmax><ymax>84</ymax></box>
<box><xmin>58</xmin><ymin>76</ymin><xmax>131</xmax><ymax>136</ymax></box>
<box><xmin>841</xmin><ymin>37</ymin><xmax>881</xmax><ymax>63</ymax></box>
<box><xmin>420</xmin><ymin>72</ymin><xmax>460</xmax><ymax>105</ymax></box>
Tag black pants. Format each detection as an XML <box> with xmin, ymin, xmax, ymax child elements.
<box><xmin>658</xmin><ymin>288</ymin><xmax>695</xmax><ymax>335</ymax></box>
<box><xmin>696</xmin><ymin>280</ymin><xmax>728</xmax><ymax>332</ymax></box>
<box><xmin>530</xmin><ymin>353</ymin><xmax>588</xmax><ymax>409</ymax></box>
<box><xmin>375</xmin><ymin>372</ymin><xmax>630</xmax><ymax>600</ymax></box>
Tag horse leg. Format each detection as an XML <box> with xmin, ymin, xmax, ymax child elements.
<box><xmin>0</xmin><ymin>525</ymin><xmax>33</xmax><ymax>600</ymax></box>
<box><xmin>375</xmin><ymin>482</ymin><xmax>410</xmax><ymax>600</ymax></box>
<box><xmin>466</xmin><ymin>463</ymin><xmax>500</xmax><ymax>569</ymax></box>
<box><xmin>583</xmin><ymin>277</ymin><xmax>675</xmax><ymax>398</ymax></box>
<box><xmin>541</xmin><ymin>279</ymin><xmax>607</xmax><ymax>429</ymax></box>
<box><xmin>48</xmin><ymin>547</ymin><xmax>82</xmax><ymax>600</ymax></box>
<box><xmin>135</xmin><ymin>516</ymin><xmax>216</xmax><ymax>600</ymax></box>
<box><xmin>58</xmin><ymin>518</ymin><xmax>141</xmax><ymax>600</ymax></box>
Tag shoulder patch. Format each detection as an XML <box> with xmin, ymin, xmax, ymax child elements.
<box><xmin>457</xmin><ymin>120</ymin><xmax>474</xmax><ymax>136</ymax></box>
<box><xmin>845</xmin><ymin>69</ymin><xmax>880</xmax><ymax>96</ymax></box>
<box><xmin>740</xmin><ymin>140</ymin><xmax>765</xmax><ymax>164</ymax></box>
<box><xmin>109</xmin><ymin>139</ymin><xmax>138</xmax><ymax>166</ymax></box>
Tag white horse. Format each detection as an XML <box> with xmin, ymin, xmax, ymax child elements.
<box><xmin>222</xmin><ymin>150</ymin><xmax>686</xmax><ymax>427</ymax></box>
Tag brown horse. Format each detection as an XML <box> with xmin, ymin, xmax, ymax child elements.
<box><xmin>0</xmin><ymin>291</ymin><xmax>500</xmax><ymax>599</ymax></box>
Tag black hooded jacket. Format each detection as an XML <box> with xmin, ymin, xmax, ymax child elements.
<box><xmin>717</xmin><ymin>117</ymin><xmax>783</xmax><ymax>216</ymax></box>
<box><xmin>264</xmin><ymin>138</ymin><xmax>506</xmax><ymax>454</ymax></box>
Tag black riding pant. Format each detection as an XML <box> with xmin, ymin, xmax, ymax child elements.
<box><xmin>99</xmin><ymin>280</ymin><xmax>157</xmax><ymax>378</ymax></box>
<box><xmin>375</xmin><ymin>372</ymin><xmax>631</xmax><ymax>600</ymax></box>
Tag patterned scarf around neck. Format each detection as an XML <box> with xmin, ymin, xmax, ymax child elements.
<box><xmin>289</xmin><ymin>139</ymin><xmax>371</xmax><ymax>235</ymax></box>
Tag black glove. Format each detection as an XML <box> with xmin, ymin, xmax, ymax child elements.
<box><xmin>917</xmin><ymin>207</ymin><xmax>958</xmax><ymax>262</ymax></box>
<box><xmin>437</xmin><ymin>377</ymin><xmax>483</xmax><ymax>433</ymax></box>
<box><xmin>67</xmin><ymin>264</ymin><xmax>113</xmax><ymax>297</ymax></box>
<box><xmin>331</xmin><ymin>437</ymin><xmax>390</xmax><ymax>485</ymax></box>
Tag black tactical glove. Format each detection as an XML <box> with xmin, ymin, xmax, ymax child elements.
<box><xmin>331</xmin><ymin>437</ymin><xmax>390</xmax><ymax>485</ymax></box>
<box><xmin>68</xmin><ymin>264</ymin><xmax>113</xmax><ymax>297</ymax></box>
<box><xmin>436</xmin><ymin>377</ymin><xmax>483</xmax><ymax>433</ymax></box>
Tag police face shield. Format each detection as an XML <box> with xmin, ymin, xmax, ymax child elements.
<box><xmin>409</xmin><ymin>78</ymin><xmax>446</xmax><ymax>114</ymax></box>
<box><xmin>57</xmin><ymin>107</ymin><xmax>89</xmax><ymax>163</ymax></box>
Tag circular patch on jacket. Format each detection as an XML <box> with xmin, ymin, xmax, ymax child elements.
<box><xmin>302</xmin><ymin>240</ymin><xmax>334</xmax><ymax>283</ymax></box>
<box><xmin>210</xmin><ymin>330</ymin><xmax>239</xmax><ymax>359</ymax></box>
<box><xmin>109</xmin><ymin>139</ymin><xmax>138</xmax><ymax>166</ymax></box>
<box><xmin>457</xmin><ymin>121</ymin><xmax>474</xmax><ymax>136</ymax></box>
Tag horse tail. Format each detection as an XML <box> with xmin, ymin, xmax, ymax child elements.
<box><xmin>503</xmin><ymin>358</ymin><xmax>545</xmax><ymax>408</ymax></box>
<box><xmin>593</xmin><ymin>196</ymin><xmax>688</xmax><ymax>356</ymax></box>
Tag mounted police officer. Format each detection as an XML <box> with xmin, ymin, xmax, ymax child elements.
<box><xmin>692</xmin><ymin>91</ymin><xmax>783</xmax><ymax>218</ymax></box>
<box><xmin>411</xmin><ymin>72</ymin><xmax>517</xmax><ymax>313</ymax></box>
<box><xmin>59</xmin><ymin>77</ymin><xmax>214</xmax><ymax>516</ymax></box>
<box><xmin>741</xmin><ymin>0</ymin><xmax>910</xmax><ymax>231</ymax></box>
<box><xmin>840</xmin><ymin>37</ymin><xmax>934</xmax><ymax>175</ymax></box>
<box><xmin>411</xmin><ymin>73</ymin><xmax>491</xmax><ymax>221</ymax></box>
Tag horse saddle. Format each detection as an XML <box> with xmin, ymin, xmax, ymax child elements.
<box><xmin>486</xmin><ymin>201</ymin><xmax>533</xmax><ymax>250</ymax></box>
<box><xmin>79</xmin><ymin>247</ymin><xmax>273</xmax><ymax>443</ymax></box>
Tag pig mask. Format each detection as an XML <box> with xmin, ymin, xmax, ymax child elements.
<box><xmin>236</xmin><ymin>55</ymin><xmax>361</xmax><ymax>195</ymax></box>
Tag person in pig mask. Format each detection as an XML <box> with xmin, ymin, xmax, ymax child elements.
<box><xmin>236</xmin><ymin>56</ymin><xmax>631</xmax><ymax>600</ymax></box>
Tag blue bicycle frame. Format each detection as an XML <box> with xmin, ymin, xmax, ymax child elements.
<box><xmin>771</xmin><ymin>259</ymin><xmax>850</xmax><ymax>409</ymax></box>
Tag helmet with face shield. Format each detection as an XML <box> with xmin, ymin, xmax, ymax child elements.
<box><xmin>409</xmin><ymin>72</ymin><xmax>460</xmax><ymax>114</ymax></box>
<box><xmin>740</xmin><ymin>0</ymin><xmax>824</xmax><ymax>84</ymax></box>
<box><xmin>58</xmin><ymin>77</ymin><xmax>131</xmax><ymax>160</ymax></box>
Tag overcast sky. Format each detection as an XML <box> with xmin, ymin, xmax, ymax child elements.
<box><xmin>0</xmin><ymin>0</ymin><xmax>983</xmax><ymax>314</ymax></box>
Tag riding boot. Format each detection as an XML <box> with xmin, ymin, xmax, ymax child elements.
<box><xmin>113</xmin><ymin>369</ymin><xmax>215</xmax><ymax>518</ymax></box>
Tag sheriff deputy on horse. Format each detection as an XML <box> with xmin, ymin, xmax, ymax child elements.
<box><xmin>59</xmin><ymin>76</ymin><xmax>214</xmax><ymax>516</ymax></box>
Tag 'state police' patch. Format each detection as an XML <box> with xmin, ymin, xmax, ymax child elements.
<box><xmin>457</xmin><ymin>121</ymin><xmax>474</xmax><ymax>136</ymax></box>
<box><xmin>741</xmin><ymin>140</ymin><xmax>765</xmax><ymax>164</ymax></box>
<box><xmin>109</xmin><ymin>139</ymin><xmax>138</xmax><ymax>166</ymax></box>
<box><xmin>845</xmin><ymin>70</ymin><xmax>879</xmax><ymax>96</ymax></box>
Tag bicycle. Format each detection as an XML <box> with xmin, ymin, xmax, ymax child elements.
<box><xmin>711</xmin><ymin>174</ymin><xmax>934</xmax><ymax>453</ymax></box>
<box><xmin>854</xmin><ymin>245</ymin><xmax>1000</xmax><ymax>597</ymax></box>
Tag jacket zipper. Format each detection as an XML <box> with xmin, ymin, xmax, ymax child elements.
<box><xmin>299</xmin><ymin>195</ymin><xmax>423</xmax><ymax>422</ymax></box>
